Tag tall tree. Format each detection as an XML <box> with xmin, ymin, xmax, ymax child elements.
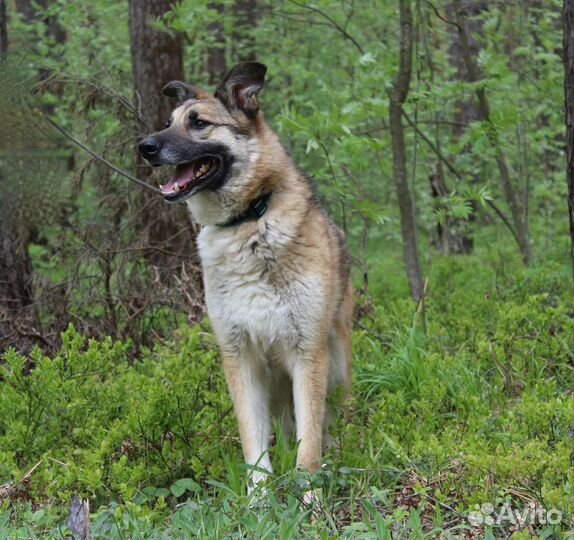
<box><xmin>439</xmin><ymin>0</ymin><xmax>489</xmax><ymax>255</ymax></box>
<box><xmin>206</xmin><ymin>3</ymin><xmax>226</xmax><ymax>85</ymax></box>
<box><xmin>207</xmin><ymin>0</ymin><xmax>258</xmax><ymax>85</ymax></box>
<box><xmin>0</xmin><ymin>4</ymin><xmax>36</xmax><ymax>352</ymax></box>
<box><xmin>128</xmin><ymin>0</ymin><xmax>199</xmax><ymax>277</ymax></box>
<box><xmin>453</xmin><ymin>0</ymin><xmax>531</xmax><ymax>265</ymax></box>
<box><xmin>565</xmin><ymin>0</ymin><xmax>574</xmax><ymax>281</ymax></box>
<box><xmin>14</xmin><ymin>0</ymin><xmax>65</xmax><ymax>45</ymax></box>
<box><xmin>0</xmin><ymin>193</ymin><xmax>34</xmax><ymax>314</ymax></box>
<box><xmin>233</xmin><ymin>0</ymin><xmax>257</xmax><ymax>61</ymax></box>
<box><xmin>389</xmin><ymin>0</ymin><xmax>424</xmax><ymax>301</ymax></box>
<box><xmin>0</xmin><ymin>0</ymin><xmax>7</xmax><ymax>56</ymax></box>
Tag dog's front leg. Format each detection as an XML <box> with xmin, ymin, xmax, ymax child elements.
<box><xmin>222</xmin><ymin>350</ymin><xmax>272</xmax><ymax>491</ymax></box>
<box><xmin>292</xmin><ymin>345</ymin><xmax>330</xmax><ymax>473</ymax></box>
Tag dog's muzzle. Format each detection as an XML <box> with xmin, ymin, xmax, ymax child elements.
<box><xmin>137</xmin><ymin>135</ymin><xmax>234</xmax><ymax>202</ymax></box>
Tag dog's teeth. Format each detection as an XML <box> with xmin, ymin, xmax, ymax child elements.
<box><xmin>159</xmin><ymin>183</ymin><xmax>165</xmax><ymax>190</ymax></box>
<box><xmin>173</xmin><ymin>184</ymin><xmax>180</xmax><ymax>193</ymax></box>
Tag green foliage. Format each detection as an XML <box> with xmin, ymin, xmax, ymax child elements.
<box><xmin>2</xmin><ymin>255</ymin><xmax>573</xmax><ymax>538</ymax></box>
<box><xmin>3</xmin><ymin>0</ymin><xmax>567</xmax><ymax>335</ymax></box>
<box><xmin>1</xmin><ymin>0</ymin><xmax>572</xmax><ymax>537</ymax></box>
<box><xmin>0</xmin><ymin>324</ymin><xmax>235</xmax><ymax>505</ymax></box>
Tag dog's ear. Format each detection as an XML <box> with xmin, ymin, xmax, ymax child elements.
<box><xmin>162</xmin><ymin>81</ymin><xmax>198</xmax><ymax>106</ymax></box>
<box><xmin>215</xmin><ymin>62</ymin><xmax>267</xmax><ymax>117</ymax></box>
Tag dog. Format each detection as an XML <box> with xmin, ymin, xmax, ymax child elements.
<box><xmin>138</xmin><ymin>62</ymin><xmax>353</xmax><ymax>491</ymax></box>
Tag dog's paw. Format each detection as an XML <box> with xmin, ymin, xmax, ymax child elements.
<box><xmin>301</xmin><ymin>487</ymin><xmax>323</xmax><ymax>521</ymax></box>
<box><xmin>246</xmin><ymin>468</ymin><xmax>272</xmax><ymax>510</ymax></box>
<box><xmin>247</xmin><ymin>468</ymin><xmax>269</xmax><ymax>495</ymax></box>
<box><xmin>302</xmin><ymin>487</ymin><xmax>322</xmax><ymax>506</ymax></box>
<box><xmin>247</xmin><ymin>484</ymin><xmax>271</xmax><ymax>511</ymax></box>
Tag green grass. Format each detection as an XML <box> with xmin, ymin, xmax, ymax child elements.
<box><xmin>1</xmin><ymin>251</ymin><xmax>573</xmax><ymax>539</ymax></box>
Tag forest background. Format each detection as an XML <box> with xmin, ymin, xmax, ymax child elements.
<box><xmin>0</xmin><ymin>0</ymin><xmax>573</xmax><ymax>538</ymax></box>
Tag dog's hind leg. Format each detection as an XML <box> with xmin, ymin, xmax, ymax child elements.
<box><xmin>270</xmin><ymin>368</ymin><xmax>296</xmax><ymax>442</ymax></box>
<box><xmin>324</xmin><ymin>284</ymin><xmax>354</xmax><ymax>447</ymax></box>
<box><xmin>323</xmin><ymin>329</ymin><xmax>351</xmax><ymax>449</ymax></box>
<box><xmin>291</xmin><ymin>344</ymin><xmax>330</xmax><ymax>473</ymax></box>
<box><xmin>222</xmin><ymin>350</ymin><xmax>272</xmax><ymax>492</ymax></box>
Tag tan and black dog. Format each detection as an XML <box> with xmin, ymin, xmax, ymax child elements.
<box><xmin>139</xmin><ymin>62</ymin><xmax>353</xmax><ymax>490</ymax></box>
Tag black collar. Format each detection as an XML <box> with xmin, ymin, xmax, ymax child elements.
<box><xmin>217</xmin><ymin>193</ymin><xmax>272</xmax><ymax>228</ymax></box>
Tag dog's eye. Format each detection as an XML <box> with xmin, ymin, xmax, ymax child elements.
<box><xmin>190</xmin><ymin>117</ymin><xmax>210</xmax><ymax>130</ymax></box>
<box><xmin>165</xmin><ymin>119</ymin><xmax>171</xmax><ymax>128</ymax></box>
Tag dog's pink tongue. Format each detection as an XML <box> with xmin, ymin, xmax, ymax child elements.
<box><xmin>160</xmin><ymin>163</ymin><xmax>196</xmax><ymax>194</ymax></box>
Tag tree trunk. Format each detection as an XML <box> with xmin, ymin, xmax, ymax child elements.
<box><xmin>429</xmin><ymin>161</ymin><xmax>450</xmax><ymax>253</ymax></box>
<box><xmin>206</xmin><ymin>0</ymin><xmax>258</xmax><ymax>86</ymax></box>
<box><xmin>441</xmin><ymin>1</ymin><xmax>489</xmax><ymax>255</ymax></box>
<box><xmin>389</xmin><ymin>0</ymin><xmax>424</xmax><ymax>301</ymax></box>
<box><xmin>565</xmin><ymin>0</ymin><xmax>574</xmax><ymax>282</ymax></box>
<box><xmin>128</xmin><ymin>0</ymin><xmax>200</xmax><ymax>279</ymax></box>
<box><xmin>0</xmin><ymin>5</ymin><xmax>32</xmax><ymax>315</ymax></box>
<box><xmin>233</xmin><ymin>0</ymin><xmax>258</xmax><ymax>62</ymax></box>
<box><xmin>129</xmin><ymin>0</ymin><xmax>184</xmax><ymax>137</ymax></box>
<box><xmin>14</xmin><ymin>0</ymin><xmax>66</xmax><ymax>45</ymax></box>
<box><xmin>207</xmin><ymin>3</ymin><xmax>226</xmax><ymax>85</ymax></box>
<box><xmin>0</xmin><ymin>7</ymin><xmax>39</xmax><ymax>354</ymax></box>
<box><xmin>0</xmin><ymin>0</ymin><xmax>7</xmax><ymax>56</ymax></box>
<box><xmin>0</xmin><ymin>206</ymin><xmax>33</xmax><ymax>313</ymax></box>
<box><xmin>453</xmin><ymin>0</ymin><xmax>531</xmax><ymax>265</ymax></box>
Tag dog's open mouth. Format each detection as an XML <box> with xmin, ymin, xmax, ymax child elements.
<box><xmin>159</xmin><ymin>156</ymin><xmax>220</xmax><ymax>201</ymax></box>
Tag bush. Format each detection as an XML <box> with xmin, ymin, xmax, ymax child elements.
<box><xmin>0</xmin><ymin>324</ymin><xmax>235</xmax><ymax>505</ymax></box>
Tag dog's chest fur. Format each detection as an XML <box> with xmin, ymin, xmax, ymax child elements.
<box><xmin>197</xmin><ymin>220</ymin><xmax>322</xmax><ymax>356</ymax></box>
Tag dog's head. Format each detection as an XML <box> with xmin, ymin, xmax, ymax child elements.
<box><xmin>138</xmin><ymin>62</ymin><xmax>267</xmax><ymax>204</ymax></box>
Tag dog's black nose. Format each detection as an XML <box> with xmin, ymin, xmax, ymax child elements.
<box><xmin>139</xmin><ymin>138</ymin><xmax>160</xmax><ymax>159</ymax></box>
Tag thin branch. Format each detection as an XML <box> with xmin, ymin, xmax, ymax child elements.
<box><xmin>42</xmin><ymin>116</ymin><xmax>163</xmax><ymax>195</ymax></box>
<box><xmin>401</xmin><ymin>109</ymin><xmax>521</xmax><ymax>247</ymax></box>
<box><xmin>61</xmin><ymin>74</ymin><xmax>145</xmax><ymax>125</ymax></box>
<box><xmin>402</xmin><ymin>109</ymin><xmax>460</xmax><ymax>179</ymax></box>
<box><xmin>425</xmin><ymin>0</ymin><xmax>461</xmax><ymax>31</ymax></box>
<box><xmin>271</xmin><ymin>10</ymin><xmax>338</xmax><ymax>28</ymax></box>
<box><xmin>286</xmin><ymin>0</ymin><xmax>364</xmax><ymax>54</ymax></box>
